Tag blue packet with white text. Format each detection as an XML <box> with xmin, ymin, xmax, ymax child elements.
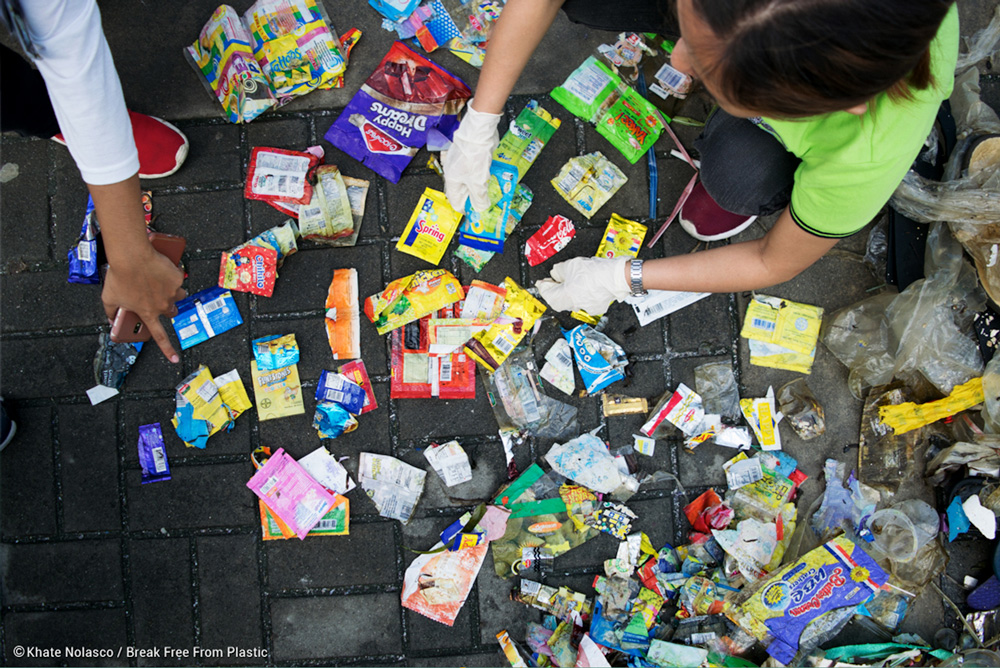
<box><xmin>564</xmin><ymin>325</ymin><xmax>627</xmax><ymax>394</ymax></box>
<box><xmin>315</xmin><ymin>370</ymin><xmax>366</xmax><ymax>415</ymax></box>
<box><xmin>252</xmin><ymin>334</ymin><xmax>300</xmax><ymax>371</ymax></box>
<box><xmin>138</xmin><ymin>422</ymin><xmax>171</xmax><ymax>484</ymax></box>
<box><xmin>171</xmin><ymin>287</ymin><xmax>243</xmax><ymax>350</ymax></box>
<box><xmin>68</xmin><ymin>196</ymin><xmax>102</xmax><ymax>285</ymax></box>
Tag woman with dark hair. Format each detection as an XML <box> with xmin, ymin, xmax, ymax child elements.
<box><xmin>442</xmin><ymin>0</ymin><xmax>959</xmax><ymax>314</ymax></box>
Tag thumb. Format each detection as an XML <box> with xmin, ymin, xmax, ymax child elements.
<box><xmin>536</xmin><ymin>279</ymin><xmax>572</xmax><ymax>312</ymax></box>
<box><xmin>468</xmin><ymin>185</ymin><xmax>491</xmax><ymax>212</ymax></box>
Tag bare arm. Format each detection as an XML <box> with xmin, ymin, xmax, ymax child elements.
<box><xmin>638</xmin><ymin>207</ymin><xmax>839</xmax><ymax>292</ymax></box>
<box><xmin>472</xmin><ymin>0</ymin><xmax>566</xmax><ymax>113</ymax></box>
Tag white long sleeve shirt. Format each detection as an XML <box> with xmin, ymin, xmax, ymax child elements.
<box><xmin>21</xmin><ymin>0</ymin><xmax>139</xmax><ymax>185</ymax></box>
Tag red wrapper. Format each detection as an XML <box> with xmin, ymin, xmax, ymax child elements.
<box><xmin>525</xmin><ymin>215</ymin><xmax>576</xmax><ymax>266</ymax></box>
<box><xmin>338</xmin><ymin>360</ymin><xmax>378</xmax><ymax>415</ymax></box>
<box><xmin>219</xmin><ymin>245</ymin><xmax>278</xmax><ymax>297</ymax></box>
<box><xmin>244</xmin><ymin>147</ymin><xmax>321</xmax><ymax>205</ymax></box>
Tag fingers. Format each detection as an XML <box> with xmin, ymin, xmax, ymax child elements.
<box><xmin>144</xmin><ymin>317</ymin><xmax>180</xmax><ymax>364</ymax></box>
<box><xmin>444</xmin><ymin>180</ymin><xmax>470</xmax><ymax>213</ymax></box>
<box><xmin>468</xmin><ymin>186</ymin><xmax>491</xmax><ymax>212</ymax></box>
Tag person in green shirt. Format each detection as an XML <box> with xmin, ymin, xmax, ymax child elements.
<box><xmin>442</xmin><ymin>0</ymin><xmax>959</xmax><ymax>314</ymax></box>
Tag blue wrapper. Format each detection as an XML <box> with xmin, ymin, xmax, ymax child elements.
<box><xmin>315</xmin><ymin>370</ymin><xmax>366</xmax><ymax>415</ymax></box>
<box><xmin>138</xmin><ymin>423</ymin><xmax>171</xmax><ymax>484</ymax></box>
<box><xmin>252</xmin><ymin>334</ymin><xmax>300</xmax><ymax>370</ymax></box>
<box><xmin>439</xmin><ymin>516</ymin><xmax>486</xmax><ymax>551</ymax></box>
<box><xmin>68</xmin><ymin>196</ymin><xmax>101</xmax><ymax>285</ymax></box>
<box><xmin>171</xmin><ymin>287</ymin><xmax>243</xmax><ymax>350</ymax></box>
<box><xmin>564</xmin><ymin>325</ymin><xmax>627</xmax><ymax>394</ymax></box>
<box><xmin>456</xmin><ymin>161</ymin><xmax>519</xmax><ymax>252</ymax></box>
<box><xmin>312</xmin><ymin>401</ymin><xmax>359</xmax><ymax>439</ymax></box>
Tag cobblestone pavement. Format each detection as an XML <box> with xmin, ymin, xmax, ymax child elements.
<box><xmin>2</xmin><ymin>1</ymin><xmax>999</xmax><ymax>666</ymax></box>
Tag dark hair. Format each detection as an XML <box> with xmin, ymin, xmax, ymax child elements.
<box><xmin>690</xmin><ymin>0</ymin><xmax>954</xmax><ymax>117</ymax></box>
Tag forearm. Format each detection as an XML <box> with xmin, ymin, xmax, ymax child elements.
<box><xmin>87</xmin><ymin>174</ymin><xmax>153</xmax><ymax>267</ymax></box>
<box><xmin>473</xmin><ymin>0</ymin><xmax>565</xmax><ymax>113</ymax></box>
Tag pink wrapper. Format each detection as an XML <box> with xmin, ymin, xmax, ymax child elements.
<box><xmin>525</xmin><ymin>215</ymin><xmax>576</xmax><ymax>266</ymax></box>
<box><xmin>246</xmin><ymin>447</ymin><xmax>336</xmax><ymax>540</ymax></box>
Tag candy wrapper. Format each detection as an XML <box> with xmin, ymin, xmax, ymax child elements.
<box><xmin>365</xmin><ymin>269</ymin><xmax>464</xmax><ymax>335</ymax></box>
<box><xmin>358</xmin><ymin>452</ymin><xmax>426</xmax><ymax>523</ymax></box>
<box><xmin>94</xmin><ymin>333</ymin><xmax>141</xmax><ymax>390</ymax></box>
<box><xmin>315</xmin><ymin>370</ymin><xmax>367</xmax><ymax>415</ymax></box>
<box><xmin>253</xmin><ymin>333</ymin><xmax>300</xmax><ymax>370</ymax></box>
<box><xmin>572</xmin><ymin>214</ymin><xmax>647</xmax><ymax>322</ymax></box>
<box><xmin>564</xmin><ymin>325</ymin><xmax>628</xmax><ymax>394</ymax></box>
<box><xmin>525</xmin><ymin>215</ymin><xmax>576</xmax><ymax>266</ymax></box>
<box><xmin>171</xmin><ymin>287</ymin><xmax>243</xmax><ymax>350</ymax></box>
<box><xmin>246</xmin><ymin>446</ymin><xmax>337</xmax><ymax>539</ymax></box>
<box><xmin>460</xmin><ymin>281</ymin><xmax>507</xmax><ymax>322</ymax></box>
<box><xmin>732</xmin><ymin>536</ymin><xmax>888</xmax><ymax>664</ymax></box>
<box><xmin>245</xmin><ymin>147</ymin><xmax>320</xmax><ymax>205</ymax></box>
<box><xmin>325</xmin><ymin>268</ymin><xmax>360</xmax><ymax>360</ymax></box>
<box><xmin>552</xmin><ymin>56</ymin><xmax>664</xmax><ymax>163</ymax></box>
<box><xmin>454</xmin><ymin>184</ymin><xmax>533</xmax><ymax>271</ymax></box>
<box><xmin>424</xmin><ymin>440</ymin><xmax>473</xmax><ymax>486</ymax></box>
<box><xmin>313</xmin><ymin>400</ymin><xmax>359</xmax><ymax>439</ymax></box>
<box><xmin>253</xmin><ymin>446</ymin><xmax>349</xmax><ymax>539</ymax></box>
<box><xmin>390</xmin><ymin>301</ymin><xmax>476</xmax><ymax>399</ymax></box>
<box><xmin>324</xmin><ymin>41</ymin><xmax>471</xmax><ymax>183</ymax></box>
<box><xmin>741</xmin><ymin>295</ymin><xmax>823</xmax><ymax>374</ymax></box>
<box><xmin>185</xmin><ymin>5</ymin><xmax>278</xmax><ymax>123</ymax></box>
<box><xmin>458</xmin><ymin>101</ymin><xmax>560</xmax><ymax>252</ymax></box>
<box><xmin>171</xmin><ymin>366</ymin><xmax>251</xmax><ymax>449</ymax></box>
<box><xmin>552</xmin><ymin>152</ymin><xmax>628</xmax><ymax>219</ymax></box>
<box><xmin>219</xmin><ymin>244</ymin><xmax>278</xmax><ymax>297</ymax></box>
<box><xmin>250</xmin><ymin>359</ymin><xmax>305</xmax><ymax>421</ymax></box>
<box><xmin>338</xmin><ymin>360</ymin><xmax>377</xmax><ymax>414</ymax></box>
<box><xmin>396</xmin><ymin>188</ymin><xmax>463</xmax><ymax>265</ymax></box>
<box><xmin>68</xmin><ymin>196</ymin><xmax>102</xmax><ymax>284</ymax></box>
<box><xmin>138</xmin><ymin>423</ymin><xmax>171</xmax><ymax>484</ymax></box>
<box><xmin>465</xmin><ymin>278</ymin><xmax>546</xmax><ymax>373</ymax></box>
<box><xmin>298</xmin><ymin>165</ymin><xmax>355</xmax><ymax>242</ymax></box>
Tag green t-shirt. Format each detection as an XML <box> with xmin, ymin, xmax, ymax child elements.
<box><xmin>757</xmin><ymin>4</ymin><xmax>960</xmax><ymax>238</ymax></box>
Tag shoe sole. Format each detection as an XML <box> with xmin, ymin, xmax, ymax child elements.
<box><xmin>51</xmin><ymin>117</ymin><xmax>189</xmax><ymax>180</ymax></box>
<box><xmin>679</xmin><ymin>213</ymin><xmax>758</xmax><ymax>242</ymax></box>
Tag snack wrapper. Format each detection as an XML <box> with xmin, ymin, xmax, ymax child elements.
<box><xmin>68</xmin><ymin>196</ymin><xmax>102</xmax><ymax>285</ymax></box>
<box><xmin>250</xmin><ymin>359</ymin><xmax>305</xmax><ymax>420</ymax></box>
<box><xmin>171</xmin><ymin>287</ymin><xmax>243</xmax><ymax>350</ymax></box>
<box><xmin>313</xmin><ymin>400</ymin><xmax>359</xmax><ymax>438</ymax></box>
<box><xmin>552</xmin><ymin>56</ymin><xmax>664</xmax><ymax>163</ymax></box>
<box><xmin>741</xmin><ymin>295</ymin><xmax>823</xmax><ymax>374</ymax></box>
<box><xmin>364</xmin><ymin>269</ymin><xmax>464</xmax><ymax>335</ymax></box>
<box><xmin>564</xmin><ymin>325</ymin><xmax>627</xmax><ymax>394</ymax></box>
<box><xmin>458</xmin><ymin>101</ymin><xmax>560</xmax><ymax>252</ymax></box>
<box><xmin>324</xmin><ymin>41</ymin><xmax>471</xmax><ymax>183</ymax></box>
<box><xmin>732</xmin><ymin>536</ymin><xmax>888</xmax><ymax>664</ymax></box>
<box><xmin>245</xmin><ymin>147</ymin><xmax>320</xmax><ymax>205</ymax></box>
<box><xmin>358</xmin><ymin>452</ymin><xmax>426</xmax><ymax>523</ymax></box>
<box><xmin>171</xmin><ymin>366</ymin><xmax>250</xmax><ymax>448</ymax></box>
<box><xmin>424</xmin><ymin>440</ymin><xmax>473</xmax><ymax>486</ymax></box>
<box><xmin>540</xmin><ymin>338</ymin><xmax>575</xmax><ymax>395</ymax></box>
<box><xmin>215</xmin><ymin>368</ymin><xmax>253</xmax><ymax>420</ymax></box>
<box><xmin>454</xmin><ymin>184</ymin><xmax>533</xmax><ymax>271</ymax></box>
<box><xmin>138</xmin><ymin>423</ymin><xmax>171</xmax><ymax>484</ymax></box>
<box><xmin>242</xmin><ymin>220</ymin><xmax>300</xmax><ymax>265</ymax></box>
<box><xmin>315</xmin><ymin>370</ymin><xmax>367</xmax><ymax>414</ymax></box>
<box><xmin>525</xmin><ymin>215</ymin><xmax>576</xmax><ymax>266</ymax></box>
<box><xmin>460</xmin><ymin>281</ymin><xmax>507</xmax><ymax>322</ymax></box>
<box><xmin>325</xmin><ymin>268</ymin><xmax>360</xmax><ymax>360</ymax></box>
<box><xmin>390</xmin><ymin>301</ymin><xmax>477</xmax><ymax>399</ymax></box>
<box><xmin>396</xmin><ymin>188</ymin><xmax>463</xmax><ymax>265</ymax></box>
<box><xmin>219</xmin><ymin>244</ymin><xmax>278</xmax><ymax>297</ymax></box>
<box><xmin>551</xmin><ymin>152</ymin><xmax>628</xmax><ymax>219</ymax></box>
<box><xmin>246</xmin><ymin>446</ymin><xmax>337</xmax><ymax>539</ymax></box>
<box><xmin>298</xmin><ymin>165</ymin><xmax>355</xmax><ymax>242</ymax></box>
<box><xmin>338</xmin><ymin>360</ymin><xmax>378</xmax><ymax>414</ymax></box>
<box><xmin>571</xmin><ymin>214</ymin><xmax>647</xmax><ymax>322</ymax></box>
<box><xmin>465</xmin><ymin>277</ymin><xmax>546</xmax><ymax>373</ymax></box>
<box><xmin>253</xmin><ymin>333</ymin><xmax>300</xmax><ymax>370</ymax></box>
<box><xmin>185</xmin><ymin>5</ymin><xmax>278</xmax><ymax>123</ymax></box>
<box><xmin>741</xmin><ymin>387</ymin><xmax>783</xmax><ymax>451</ymax></box>
<box><xmin>260</xmin><ymin>493</ymin><xmax>348</xmax><ymax>539</ymax></box>
<box><xmin>401</xmin><ymin>540</ymin><xmax>489</xmax><ymax>626</ymax></box>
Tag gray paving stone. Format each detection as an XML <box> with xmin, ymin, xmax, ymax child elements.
<box><xmin>408</xmin><ymin>652</ymin><xmax>501</xmax><ymax>667</ymax></box>
<box><xmin>667</xmin><ymin>292</ymin><xmax>733</xmax><ymax>353</ymax></box>
<box><xmin>476</xmin><ymin>549</ymin><xmax>530</xmax><ymax>646</ymax></box>
<box><xmin>152</xmin><ymin>123</ymin><xmax>242</xmax><ymax>188</ymax></box>
<box><xmin>246</xmin><ymin>118</ymin><xmax>311</xmax><ymax>152</ymax></box>
<box><xmin>50</xmin><ymin>148</ymin><xmax>92</xmax><ymax>258</ymax></box>
<box><xmin>270</xmin><ymin>593</ymin><xmax>403</xmax><ymax>660</ymax></box>
<box><xmin>1</xmin><ymin>539</ymin><xmax>123</xmax><ymax>605</ymax></box>
<box><xmin>129</xmin><ymin>538</ymin><xmax>195</xmax><ymax>665</ymax></box>
<box><xmin>123</xmin><ymin>345</ymin><xmax>188</xmax><ymax>393</ymax></box>
<box><xmin>127</xmin><ymin>463</ymin><xmax>255</xmax><ymax>531</ymax></box>
<box><xmin>0</xmin><ymin>139</ymin><xmax>51</xmax><ymax>269</ymax></box>
<box><xmin>0</xmin><ymin>405</ymin><xmax>56</xmax><ymax>537</ymax></box>
<box><xmin>257</xmin><ymin>243</ymin><xmax>383</xmax><ymax>316</ymax></box>
<box><xmin>196</xmin><ymin>535</ymin><xmax>265</xmax><ymax>664</ymax></box>
<box><xmin>59</xmin><ymin>402</ymin><xmax>121</xmax><ymax>533</ymax></box>
<box><xmin>265</xmin><ymin>520</ymin><xmax>397</xmax><ymax>590</ymax></box>
<box><xmin>153</xmin><ymin>190</ymin><xmax>245</xmax><ymax>255</ymax></box>
<box><xmin>3</xmin><ymin>609</ymin><xmax>128</xmax><ymax>667</ymax></box>
<box><xmin>248</xmin><ymin>198</ymin><xmax>292</xmax><ymax>238</ymax></box>
<box><xmin>1</xmin><ymin>270</ymin><xmax>107</xmax><ymax>332</ymax></box>
<box><xmin>1</xmin><ymin>335</ymin><xmax>97</xmax><ymax>400</ymax></box>
<box><xmin>396</xmin><ymin>383</ymin><xmax>496</xmax><ymax>442</ymax></box>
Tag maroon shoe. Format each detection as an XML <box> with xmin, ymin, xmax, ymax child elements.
<box><xmin>679</xmin><ymin>182</ymin><xmax>757</xmax><ymax>241</ymax></box>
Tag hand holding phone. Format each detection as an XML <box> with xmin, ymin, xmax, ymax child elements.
<box><xmin>109</xmin><ymin>232</ymin><xmax>186</xmax><ymax>344</ymax></box>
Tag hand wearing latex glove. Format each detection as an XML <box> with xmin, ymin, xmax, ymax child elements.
<box><xmin>442</xmin><ymin>100</ymin><xmax>501</xmax><ymax>212</ymax></box>
<box><xmin>535</xmin><ymin>257</ymin><xmax>630</xmax><ymax>316</ymax></box>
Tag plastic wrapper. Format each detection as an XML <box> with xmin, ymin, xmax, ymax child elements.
<box><xmin>525</xmin><ymin>214</ymin><xmax>576</xmax><ymax>266</ymax></box>
<box><xmin>742</xmin><ymin>295</ymin><xmax>823</xmax><ymax>374</ymax></box>
<box><xmin>740</xmin><ymin>387</ymin><xmax>782</xmax><ymax>451</ymax></box>
<box><xmin>641</xmin><ymin>383</ymin><xmax>706</xmax><ymax>438</ymax></box>
<box><xmin>171</xmin><ymin>366</ymin><xmax>251</xmax><ymax>448</ymax></box>
<box><xmin>602</xmin><ymin>394</ymin><xmax>647</xmax><ymax>416</ymax></box>
<box><xmin>551</xmin><ymin>152</ymin><xmax>628</xmax><ymax>219</ymax></box>
<box><xmin>626</xmin><ymin>289</ymin><xmax>709</xmax><ymax>326</ymax></box>
<box><xmin>313</xmin><ymin>400</ymin><xmax>358</xmax><ymax>438</ymax></box>
<box><xmin>539</xmin><ymin>338</ymin><xmax>575</xmax><ymax>395</ymax></box>
<box><xmin>694</xmin><ymin>361</ymin><xmax>741</xmax><ymax>422</ymax></box>
<box><xmin>396</xmin><ymin>188</ymin><xmax>462</xmax><ymax>265</ymax></box>
<box><xmin>465</xmin><ymin>277</ymin><xmax>546</xmax><ymax>372</ymax></box>
<box><xmin>552</xmin><ymin>56</ymin><xmax>664</xmax><ymax>163</ymax></box>
<box><xmin>253</xmin><ymin>333</ymin><xmax>300</xmax><ymax>370</ymax></box>
<box><xmin>219</xmin><ymin>243</ymin><xmax>277</xmax><ymax>297</ymax></box>
<box><xmin>298</xmin><ymin>165</ymin><xmax>354</xmax><ymax>242</ymax></box>
<box><xmin>458</xmin><ymin>101</ymin><xmax>560</xmax><ymax>252</ymax></box>
<box><xmin>244</xmin><ymin>219</ymin><xmax>300</xmax><ymax>265</ymax></box>
<box><xmin>260</xmin><ymin>491</ymin><xmax>348</xmax><ymax>539</ymax></box>
<box><xmin>315</xmin><ymin>370</ymin><xmax>366</xmax><ymax>414</ymax></box>
<box><xmin>250</xmin><ymin>358</ymin><xmax>305</xmax><ymax>421</ymax></box>
<box><xmin>68</xmin><ymin>196</ymin><xmax>102</xmax><ymax>284</ymax></box>
<box><xmin>246</xmin><ymin>446</ymin><xmax>337</xmax><ymax>539</ymax></box>
<box><xmin>423</xmin><ymin>440</ymin><xmax>473</xmax><ymax>487</ymax></box>
<box><xmin>245</xmin><ymin>147</ymin><xmax>320</xmax><ymax>205</ymax></box>
<box><xmin>171</xmin><ymin>287</ymin><xmax>243</xmax><ymax>350</ymax></box>
<box><xmin>298</xmin><ymin>446</ymin><xmax>356</xmax><ymax>494</ymax></box>
<box><xmin>390</xmin><ymin>300</ymin><xmax>476</xmax><ymax>399</ymax></box>
<box><xmin>731</xmin><ymin>536</ymin><xmax>889</xmax><ymax>665</ymax></box>
<box><xmin>185</xmin><ymin>5</ymin><xmax>278</xmax><ymax>123</ymax></box>
<box><xmin>324</xmin><ymin>268</ymin><xmax>360</xmax><ymax>360</ymax></box>
<box><xmin>454</xmin><ymin>185</ymin><xmax>533</xmax><ymax>271</ymax></box>
<box><xmin>365</xmin><ymin>269</ymin><xmax>464</xmax><ymax>335</ymax></box>
<box><xmin>339</xmin><ymin>360</ymin><xmax>377</xmax><ymax>414</ymax></box>
<box><xmin>486</xmin><ymin>345</ymin><xmax>578</xmax><ymax>440</ymax></box>
<box><xmin>138</xmin><ymin>423</ymin><xmax>171</xmax><ymax>484</ymax></box>
<box><xmin>777</xmin><ymin>378</ymin><xmax>825</xmax><ymax>440</ymax></box>
<box><xmin>94</xmin><ymin>333</ymin><xmax>141</xmax><ymax>390</ymax></box>
<box><xmin>564</xmin><ymin>325</ymin><xmax>628</xmax><ymax>394</ymax></box>
<box><xmin>878</xmin><ymin>376</ymin><xmax>983</xmax><ymax>434</ymax></box>
<box><xmin>401</xmin><ymin>539</ymin><xmax>489</xmax><ymax>626</ymax></box>
<box><xmin>358</xmin><ymin>452</ymin><xmax>426</xmax><ymax>523</ymax></box>
<box><xmin>545</xmin><ymin>432</ymin><xmax>638</xmax><ymax>495</ymax></box>
<box><xmin>324</xmin><ymin>41</ymin><xmax>471</xmax><ymax>183</ymax></box>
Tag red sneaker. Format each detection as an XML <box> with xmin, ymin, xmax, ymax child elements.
<box><xmin>53</xmin><ymin>111</ymin><xmax>189</xmax><ymax>179</ymax></box>
<box><xmin>678</xmin><ymin>182</ymin><xmax>757</xmax><ymax>241</ymax></box>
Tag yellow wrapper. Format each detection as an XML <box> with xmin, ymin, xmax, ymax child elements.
<box><xmin>465</xmin><ymin>277</ymin><xmax>547</xmax><ymax>372</ymax></box>
<box><xmin>396</xmin><ymin>188</ymin><xmax>463</xmax><ymax>266</ymax></box>
<box><xmin>879</xmin><ymin>376</ymin><xmax>984</xmax><ymax>434</ymax></box>
<box><xmin>177</xmin><ymin>366</ymin><xmax>231</xmax><ymax>439</ymax></box>
<box><xmin>572</xmin><ymin>213</ymin><xmax>647</xmax><ymax>322</ymax></box>
<box><xmin>364</xmin><ymin>270</ymin><xmax>465</xmax><ymax>336</ymax></box>
<box><xmin>250</xmin><ymin>360</ymin><xmax>305</xmax><ymax>421</ymax></box>
<box><xmin>741</xmin><ymin>295</ymin><xmax>824</xmax><ymax>356</ymax></box>
<box><xmin>214</xmin><ymin>368</ymin><xmax>252</xmax><ymax>420</ymax></box>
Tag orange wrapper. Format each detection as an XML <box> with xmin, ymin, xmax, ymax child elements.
<box><xmin>325</xmin><ymin>268</ymin><xmax>360</xmax><ymax>360</ymax></box>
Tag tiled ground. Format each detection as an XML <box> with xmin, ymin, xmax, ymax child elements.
<box><xmin>2</xmin><ymin>0</ymin><xmax>999</xmax><ymax>665</ymax></box>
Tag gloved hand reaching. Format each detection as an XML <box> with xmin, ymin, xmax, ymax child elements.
<box><xmin>442</xmin><ymin>100</ymin><xmax>501</xmax><ymax>212</ymax></box>
<box><xmin>535</xmin><ymin>257</ymin><xmax>631</xmax><ymax>316</ymax></box>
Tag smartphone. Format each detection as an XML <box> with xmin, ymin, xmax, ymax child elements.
<box><xmin>110</xmin><ymin>232</ymin><xmax>186</xmax><ymax>343</ymax></box>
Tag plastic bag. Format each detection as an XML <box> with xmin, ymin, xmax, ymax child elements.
<box><xmin>822</xmin><ymin>293</ymin><xmax>896</xmax><ymax>400</ymax></box>
<box><xmin>776</xmin><ymin>378</ymin><xmax>825</xmax><ymax>440</ymax></box>
<box><xmin>985</xmin><ymin>355</ymin><xmax>1000</xmax><ymax>433</ymax></box>
<box><xmin>486</xmin><ymin>345</ymin><xmax>579</xmax><ymax>440</ymax></box>
<box><xmin>694</xmin><ymin>361</ymin><xmax>740</xmax><ymax>421</ymax></box>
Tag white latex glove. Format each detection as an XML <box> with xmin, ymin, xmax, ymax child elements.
<box><xmin>442</xmin><ymin>100</ymin><xmax>501</xmax><ymax>212</ymax></box>
<box><xmin>535</xmin><ymin>257</ymin><xmax>631</xmax><ymax>315</ymax></box>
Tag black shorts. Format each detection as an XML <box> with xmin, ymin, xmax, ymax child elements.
<box><xmin>560</xmin><ymin>0</ymin><xmax>677</xmax><ymax>34</ymax></box>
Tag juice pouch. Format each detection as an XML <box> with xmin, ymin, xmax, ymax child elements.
<box><xmin>552</xmin><ymin>56</ymin><xmax>665</xmax><ymax>164</ymax></box>
<box><xmin>396</xmin><ymin>188</ymin><xmax>463</xmax><ymax>265</ymax></box>
<box><xmin>185</xmin><ymin>5</ymin><xmax>278</xmax><ymax>123</ymax></box>
<box><xmin>364</xmin><ymin>269</ymin><xmax>465</xmax><ymax>335</ymax></box>
<box><xmin>571</xmin><ymin>214</ymin><xmax>647</xmax><ymax>322</ymax></box>
<box><xmin>242</xmin><ymin>0</ymin><xmax>346</xmax><ymax>102</ymax></box>
<box><xmin>298</xmin><ymin>165</ymin><xmax>355</xmax><ymax>243</ymax></box>
<box><xmin>325</xmin><ymin>268</ymin><xmax>360</xmax><ymax>360</ymax></box>
<box><xmin>465</xmin><ymin>277</ymin><xmax>547</xmax><ymax>373</ymax></box>
<box><xmin>324</xmin><ymin>41</ymin><xmax>472</xmax><ymax>183</ymax></box>
<box><xmin>244</xmin><ymin>147</ymin><xmax>321</xmax><ymax>205</ymax></box>
<box><xmin>458</xmin><ymin>101</ymin><xmax>560</xmax><ymax>252</ymax></box>
<box><xmin>454</xmin><ymin>184</ymin><xmax>533</xmax><ymax>272</ymax></box>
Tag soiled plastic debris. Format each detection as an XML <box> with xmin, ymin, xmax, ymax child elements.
<box><xmin>625</xmin><ymin>289</ymin><xmax>709</xmax><ymax>326</ymax></box>
<box><xmin>325</xmin><ymin>268</ymin><xmax>360</xmax><ymax>360</ymax></box>
<box><xmin>497</xmin><ymin>630</ymin><xmax>528</xmax><ymax>667</ymax></box>
<box><xmin>641</xmin><ymin>383</ymin><xmax>742</xmax><ymax>451</ymax></box>
<box><xmin>646</xmin><ymin>640</ymin><xmax>707</xmax><ymax>668</ymax></box>
<box><xmin>298</xmin><ymin>446</ymin><xmax>356</xmax><ymax>494</ymax></box>
<box><xmin>525</xmin><ymin>214</ymin><xmax>576</xmax><ymax>266</ymax></box>
<box><xmin>247</xmin><ymin>446</ymin><xmax>337</xmax><ymax>540</ymax></box>
<box><xmin>812</xmin><ymin>459</ymin><xmax>879</xmax><ymax>542</ymax></box>
<box><xmin>633</xmin><ymin>434</ymin><xmax>655</xmax><ymax>456</ymax></box>
<box><xmin>401</xmin><ymin>534</ymin><xmax>488</xmax><ymax>626</ymax></box>
<box><xmin>138</xmin><ymin>423</ymin><xmax>171</xmax><ymax>484</ymax></box>
<box><xmin>879</xmin><ymin>376</ymin><xmax>984</xmax><ymax>434</ymax></box>
<box><xmin>487</xmin><ymin>346</ymin><xmax>579</xmax><ymax>441</ymax></box>
<box><xmin>694</xmin><ymin>361</ymin><xmax>741</xmax><ymax>421</ymax></box>
<box><xmin>947</xmin><ymin>495</ymin><xmax>972</xmax><ymax>541</ymax></box>
<box><xmin>742</xmin><ymin>294</ymin><xmax>823</xmax><ymax>374</ymax></box>
<box><xmin>866</xmin><ymin>501</ymin><xmax>938</xmax><ymax>564</ymax></box>
<box><xmin>466</xmin><ymin>277</ymin><xmax>546</xmax><ymax>372</ymax></box>
<box><xmin>358</xmin><ymin>452</ymin><xmax>426</xmax><ymax>522</ymax></box>
<box><xmin>396</xmin><ymin>187</ymin><xmax>463</xmax><ymax>265</ymax></box>
<box><xmin>964</xmin><ymin>494</ymin><xmax>997</xmax><ymax>539</ymax></box>
<box><xmin>927</xmin><ymin>435</ymin><xmax>1000</xmax><ymax>484</ymax></box>
<box><xmin>365</xmin><ymin>269</ymin><xmax>464</xmax><ymax>335</ymax></box>
<box><xmin>424</xmin><ymin>440</ymin><xmax>473</xmax><ymax>486</ymax></box>
<box><xmin>454</xmin><ymin>184</ymin><xmax>533</xmax><ymax>272</ymax></box>
<box><xmin>94</xmin><ymin>332</ymin><xmax>141</xmax><ymax>391</ymax></box>
<box><xmin>551</xmin><ymin>152</ymin><xmax>627</xmax><ymax>219</ymax></box>
<box><xmin>740</xmin><ymin>387</ymin><xmax>782</xmax><ymax>451</ymax></box>
<box><xmin>723</xmin><ymin>452</ymin><xmax>763</xmax><ymax>490</ymax></box>
<box><xmin>564</xmin><ymin>325</ymin><xmax>628</xmax><ymax>394</ymax></box>
<box><xmin>298</xmin><ymin>165</ymin><xmax>356</xmax><ymax>243</ymax></box>
<box><xmin>545</xmin><ymin>432</ymin><xmax>638</xmax><ymax>495</ymax></box>
<box><xmin>68</xmin><ymin>196</ymin><xmax>101</xmax><ymax>284</ymax></box>
<box><xmin>777</xmin><ymin>377</ymin><xmax>825</xmax><ymax>440</ymax></box>
<box><xmin>539</xmin><ymin>338</ymin><xmax>575</xmax><ymax>395</ymax></box>
<box><xmin>172</xmin><ymin>366</ymin><xmax>252</xmax><ymax>448</ymax></box>
<box><xmin>713</xmin><ymin>518</ymin><xmax>778</xmax><ymax>581</ymax></box>
<box><xmin>171</xmin><ymin>287</ymin><xmax>243</xmax><ymax>350</ymax></box>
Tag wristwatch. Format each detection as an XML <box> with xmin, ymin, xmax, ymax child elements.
<box><xmin>629</xmin><ymin>259</ymin><xmax>647</xmax><ymax>297</ymax></box>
